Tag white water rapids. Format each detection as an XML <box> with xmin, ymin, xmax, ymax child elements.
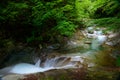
<box><xmin>0</xmin><ymin>56</ymin><xmax>86</xmax><ymax>76</ymax></box>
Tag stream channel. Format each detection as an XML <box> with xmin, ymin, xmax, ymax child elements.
<box><xmin>0</xmin><ymin>26</ymin><xmax>120</xmax><ymax>80</ymax></box>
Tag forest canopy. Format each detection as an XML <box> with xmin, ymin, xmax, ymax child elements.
<box><xmin>0</xmin><ymin>0</ymin><xmax>120</xmax><ymax>45</ymax></box>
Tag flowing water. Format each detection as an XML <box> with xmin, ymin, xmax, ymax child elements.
<box><xmin>0</xmin><ymin>27</ymin><xmax>109</xmax><ymax>77</ymax></box>
<box><xmin>91</xmin><ymin>34</ymin><xmax>107</xmax><ymax>50</ymax></box>
<box><xmin>0</xmin><ymin>56</ymin><xmax>86</xmax><ymax>76</ymax></box>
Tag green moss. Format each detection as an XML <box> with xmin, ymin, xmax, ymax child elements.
<box><xmin>116</xmin><ymin>56</ymin><xmax>120</xmax><ymax>67</ymax></box>
<box><xmin>86</xmin><ymin>70</ymin><xmax>118</xmax><ymax>80</ymax></box>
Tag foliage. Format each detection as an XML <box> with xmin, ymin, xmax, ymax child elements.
<box><xmin>75</xmin><ymin>0</ymin><xmax>92</xmax><ymax>19</ymax></box>
<box><xmin>75</xmin><ymin>0</ymin><xmax>120</xmax><ymax>18</ymax></box>
<box><xmin>85</xmin><ymin>17</ymin><xmax>120</xmax><ymax>31</ymax></box>
<box><xmin>1</xmin><ymin>2</ymin><xmax>29</xmax><ymax>24</ymax></box>
<box><xmin>116</xmin><ymin>56</ymin><xmax>120</xmax><ymax>67</ymax></box>
<box><xmin>0</xmin><ymin>1</ymin><xmax>32</xmax><ymax>41</ymax></box>
<box><xmin>92</xmin><ymin>0</ymin><xmax>120</xmax><ymax>18</ymax></box>
<box><xmin>0</xmin><ymin>0</ymin><xmax>120</xmax><ymax>44</ymax></box>
<box><xmin>30</xmin><ymin>0</ymin><xmax>77</xmax><ymax>43</ymax></box>
<box><xmin>54</xmin><ymin>20</ymin><xmax>76</xmax><ymax>36</ymax></box>
<box><xmin>0</xmin><ymin>0</ymin><xmax>77</xmax><ymax>44</ymax></box>
<box><xmin>86</xmin><ymin>70</ymin><xmax>117</xmax><ymax>80</ymax></box>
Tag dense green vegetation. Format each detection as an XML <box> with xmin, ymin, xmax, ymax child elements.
<box><xmin>0</xmin><ymin>0</ymin><xmax>120</xmax><ymax>45</ymax></box>
<box><xmin>76</xmin><ymin>0</ymin><xmax>120</xmax><ymax>30</ymax></box>
<box><xmin>0</xmin><ymin>0</ymin><xmax>77</xmax><ymax>45</ymax></box>
<box><xmin>0</xmin><ymin>0</ymin><xmax>120</xmax><ymax>79</ymax></box>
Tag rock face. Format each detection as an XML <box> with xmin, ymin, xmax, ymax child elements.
<box><xmin>106</xmin><ymin>32</ymin><xmax>120</xmax><ymax>46</ymax></box>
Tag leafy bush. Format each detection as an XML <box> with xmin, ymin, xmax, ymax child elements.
<box><xmin>90</xmin><ymin>0</ymin><xmax>120</xmax><ymax>18</ymax></box>
<box><xmin>75</xmin><ymin>0</ymin><xmax>92</xmax><ymax>19</ymax></box>
<box><xmin>1</xmin><ymin>0</ymin><xmax>120</xmax><ymax>44</ymax></box>
<box><xmin>86</xmin><ymin>18</ymin><xmax>120</xmax><ymax>31</ymax></box>
<box><xmin>54</xmin><ymin>20</ymin><xmax>76</xmax><ymax>36</ymax></box>
<box><xmin>30</xmin><ymin>0</ymin><xmax>77</xmax><ymax>43</ymax></box>
<box><xmin>0</xmin><ymin>0</ymin><xmax>77</xmax><ymax>44</ymax></box>
<box><xmin>116</xmin><ymin>56</ymin><xmax>120</xmax><ymax>67</ymax></box>
<box><xmin>75</xmin><ymin>0</ymin><xmax>120</xmax><ymax>19</ymax></box>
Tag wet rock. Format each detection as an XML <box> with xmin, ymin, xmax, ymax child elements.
<box><xmin>43</xmin><ymin>69</ymin><xmax>69</xmax><ymax>80</ymax></box>
<box><xmin>74</xmin><ymin>61</ymin><xmax>83</xmax><ymax>68</ymax></box>
<box><xmin>47</xmin><ymin>43</ymin><xmax>60</xmax><ymax>50</ymax></box>
<box><xmin>87</xmin><ymin>33</ymin><xmax>97</xmax><ymax>39</ymax></box>
<box><xmin>110</xmin><ymin>50</ymin><xmax>120</xmax><ymax>58</ymax></box>
<box><xmin>71</xmin><ymin>56</ymin><xmax>83</xmax><ymax>62</ymax></box>
<box><xmin>83</xmin><ymin>44</ymin><xmax>90</xmax><ymax>50</ymax></box>
<box><xmin>86</xmin><ymin>70</ymin><xmax>118</xmax><ymax>80</ymax></box>
<box><xmin>0</xmin><ymin>46</ymin><xmax>35</xmax><ymax>68</ymax></box>
<box><xmin>2</xmin><ymin>69</ymin><xmax>118</xmax><ymax>80</ymax></box>
<box><xmin>106</xmin><ymin>32</ymin><xmax>120</xmax><ymax>46</ymax></box>
<box><xmin>84</xmin><ymin>41</ymin><xmax>91</xmax><ymax>44</ymax></box>
<box><xmin>2</xmin><ymin>74</ymin><xmax>25</xmax><ymax>80</ymax></box>
<box><xmin>108</xmin><ymin>33</ymin><xmax>118</xmax><ymax>38</ymax></box>
<box><xmin>65</xmin><ymin>40</ymin><xmax>84</xmax><ymax>49</ymax></box>
<box><xmin>87</xmin><ymin>27</ymin><xmax>94</xmax><ymax>32</ymax></box>
<box><xmin>88</xmin><ymin>30</ymin><xmax>94</xmax><ymax>34</ymax></box>
<box><xmin>55</xmin><ymin>57</ymin><xmax>71</xmax><ymax>67</ymax></box>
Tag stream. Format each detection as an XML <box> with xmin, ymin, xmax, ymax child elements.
<box><xmin>0</xmin><ymin>26</ymin><xmax>120</xmax><ymax>80</ymax></box>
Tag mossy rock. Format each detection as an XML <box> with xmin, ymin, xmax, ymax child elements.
<box><xmin>85</xmin><ymin>70</ymin><xmax>118</xmax><ymax>80</ymax></box>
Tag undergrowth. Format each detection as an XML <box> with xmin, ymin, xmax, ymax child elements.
<box><xmin>84</xmin><ymin>17</ymin><xmax>120</xmax><ymax>31</ymax></box>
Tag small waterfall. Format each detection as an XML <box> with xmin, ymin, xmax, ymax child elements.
<box><xmin>0</xmin><ymin>63</ymin><xmax>42</xmax><ymax>76</ymax></box>
<box><xmin>91</xmin><ymin>35</ymin><xmax>107</xmax><ymax>50</ymax></box>
<box><xmin>91</xmin><ymin>30</ymin><xmax>107</xmax><ymax>50</ymax></box>
<box><xmin>35</xmin><ymin>59</ymin><xmax>41</xmax><ymax>67</ymax></box>
<box><xmin>0</xmin><ymin>56</ymin><xmax>86</xmax><ymax>76</ymax></box>
<box><xmin>9</xmin><ymin>63</ymin><xmax>42</xmax><ymax>74</ymax></box>
<box><xmin>55</xmin><ymin>57</ymin><xmax>71</xmax><ymax>67</ymax></box>
<box><xmin>43</xmin><ymin>57</ymin><xmax>59</xmax><ymax>68</ymax></box>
